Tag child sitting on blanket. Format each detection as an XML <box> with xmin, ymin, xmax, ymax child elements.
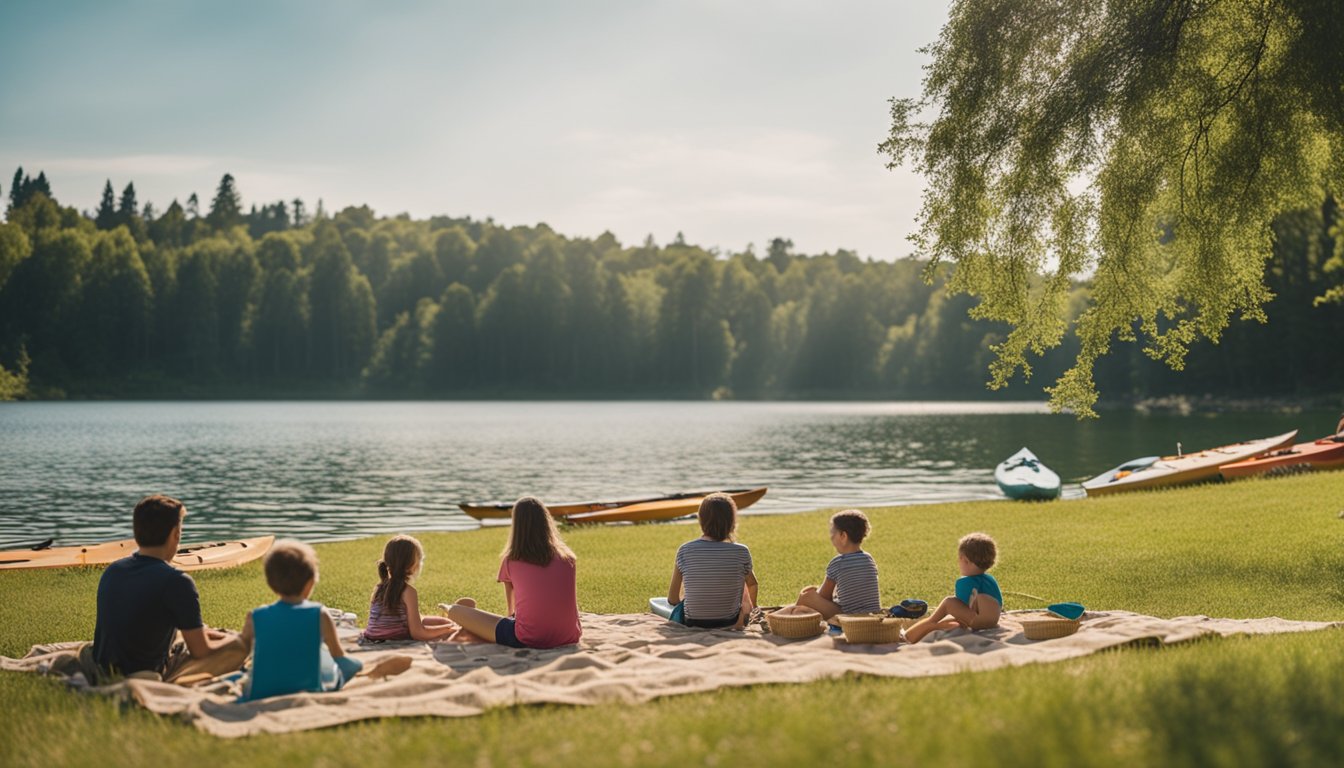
<box><xmin>238</xmin><ymin>539</ymin><xmax>363</xmax><ymax>700</ymax></box>
<box><xmin>362</xmin><ymin>535</ymin><xmax>469</xmax><ymax>642</ymax></box>
<box><xmin>903</xmin><ymin>532</ymin><xmax>1003</xmax><ymax>644</ymax></box>
<box><xmin>443</xmin><ymin>498</ymin><xmax>583</xmax><ymax>649</ymax></box>
<box><xmin>794</xmin><ymin>510</ymin><xmax>881</xmax><ymax>620</ymax></box>
<box><xmin>665</xmin><ymin>493</ymin><xmax>759</xmax><ymax>630</ymax></box>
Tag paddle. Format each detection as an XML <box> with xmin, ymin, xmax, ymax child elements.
<box><xmin>1004</xmin><ymin>591</ymin><xmax>1085</xmax><ymax>620</ymax></box>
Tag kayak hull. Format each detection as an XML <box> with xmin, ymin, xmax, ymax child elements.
<box><xmin>994</xmin><ymin>447</ymin><xmax>1062</xmax><ymax>501</ymax></box>
<box><xmin>566</xmin><ymin>487</ymin><xmax>768</xmax><ymax>524</ymax></box>
<box><xmin>1083</xmin><ymin>431</ymin><xmax>1298</xmax><ymax>496</ymax></box>
<box><xmin>1219</xmin><ymin>437</ymin><xmax>1344</xmax><ymax>479</ymax></box>
<box><xmin>0</xmin><ymin>536</ymin><xmax>275</xmax><ymax>571</ymax></box>
<box><xmin>460</xmin><ymin>487</ymin><xmax>767</xmax><ymax>522</ymax></box>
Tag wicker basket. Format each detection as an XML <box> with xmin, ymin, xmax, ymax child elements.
<box><xmin>766</xmin><ymin>608</ymin><xmax>825</xmax><ymax>639</ymax></box>
<box><xmin>836</xmin><ymin>613</ymin><xmax>916</xmax><ymax>644</ymax></box>
<box><xmin>1019</xmin><ymin>613</ymin><xmax>1082</xmax><ymax>641</ymax></box>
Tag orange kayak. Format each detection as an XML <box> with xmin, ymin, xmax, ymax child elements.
<box><xmin>564</xmin><ymin>487</ymin><xmax>768</xmax><ymax>524</ymax></box>
<box><xmin>1219</xmin><ymin>436</ymin><xmax>1344</xmax><ymax>479</ymax></box>
<box><xmin>0</xmin><ymin>536</ymin><xmax>275</xmax><ymax>571</ymax></box>
<box><xmin>1083</xmin><ymin>431</ymin><xmax>1298</xmax><ymax>496</ymax></box>
<box><xmin>459</xmin><ymin>487</ymin><xmax>767</xmax><ymax>521</ymax></box>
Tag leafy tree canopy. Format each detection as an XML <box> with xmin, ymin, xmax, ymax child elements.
<box><xmin>883</xmin><ymin>0</ymin><xmax>1343</xmax><ymax>416</ymax></box>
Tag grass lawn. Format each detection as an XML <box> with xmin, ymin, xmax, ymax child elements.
<box><xmin>2</xmin><ymin>472</ymin><xmax>1342</xmax><ymax>766</ymax></box>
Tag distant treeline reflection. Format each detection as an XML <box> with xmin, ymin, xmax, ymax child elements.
<box><xmin>1</xmin><ymin>170</ymin><xmax>1341</xmax><ymax>400</ymax></box>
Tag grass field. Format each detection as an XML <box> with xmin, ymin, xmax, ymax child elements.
<box><xmin>2</xmin><ymin>472</ymin><xmax>1342</xmax><ymax>766</ymax></box>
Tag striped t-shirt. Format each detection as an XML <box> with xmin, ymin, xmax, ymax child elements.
<box><xmin>674</xmin><ymin>539</ymin><xmax>753</xmax><ymax>621</ymax></box>
<box><xmin>826</xmin><ymin>551</ymin><xmax>881</xmax><ymax>614</ymax></box>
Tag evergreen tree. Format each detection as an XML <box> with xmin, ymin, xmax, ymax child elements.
<box><xmin>185</xmin><ymin>193</ymin><xmax>200</xmax><ymax>219</ymax></box>
<box><xmin>95</xmin><ymin>180</ymin><xmax>117</xmax><ymax>230</ymax></box>
<box><xmin>7</xmin><ymin>167</ymin><xmax>21</xmax><ymax>212</ymax></box>
<box><xmin>117</xmin><ymin>182</ymin><xmax>138</xmax><ymax>225</ymax></box>
<box><xmin>207</xmin><ymin>173</ymin><xmax>243</xmax><ymax>230</ymax></box>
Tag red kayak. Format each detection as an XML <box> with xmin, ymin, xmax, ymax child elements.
<box><xmin>1220</xmin><ymin>436</ymin><xmax>1344</xmax><ymax>479</ymax></box>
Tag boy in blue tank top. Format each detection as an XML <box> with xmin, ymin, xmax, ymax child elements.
<box><xmin>904</xmin><ymin>532</ymin><xmax>1003</xmax><ymax>643</ymax></box>
<box><xmin>238</xmin><ymin>540</ymin><xmax>364</xmax><ymax>701</ymax></box>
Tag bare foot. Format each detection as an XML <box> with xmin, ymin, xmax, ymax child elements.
<box><xmin>361</xmin><ymin>654</ymin><xmax>413</xmax><ymax>678</ymax></box>
<box><xmin>438</xmin><ymin>598</ymin><xmax>477</xmax><ymax>615</ymax></box>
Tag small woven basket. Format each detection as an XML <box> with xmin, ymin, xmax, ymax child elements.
<box><xmin>766</xmin><ymin>608</ymin><xmax>825</xmax><ymax>639</ymax></box>
<box><xmin>836</xmin><ymin>613</ymin><xmax>916</xmax><ymax>644</ymax></box>
<box><xmin>1019</xmin><ymin>613</ymin><xmax>1082</xmax><ymax>641</ymax></box>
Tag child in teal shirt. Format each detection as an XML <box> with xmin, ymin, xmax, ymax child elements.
<box><xmin>238</xmin><ymin>540</ymin><xmax>363</xmax><ymax>701</ymax></box>
<box><xmin>904</xmin><ymin>532</ymin><xmax>1002</xmax><ymax>643</ymax></box>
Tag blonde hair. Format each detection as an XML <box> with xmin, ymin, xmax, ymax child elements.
<box><xmin>373</xmin><ymin>535</ymin><xmax>423</xmax><ymax>612</ymax></box>
<box><xmin>264</xmin><ymin>539</ymin><xmax>318</xmax><ymax>597</ymax></box>
<box><xmin>958</xmin><ymin>532</ymin><xmax>997</xmax><ymax>571</ymax></box>
<box><xmin>501</xmin><ymin>497</ymin><xmax>575</xmax><ymax>567</ymax></box>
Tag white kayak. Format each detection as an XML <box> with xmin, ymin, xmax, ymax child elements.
<box><xmin>995</xmin><ymin>447</ymin><xmax>1062</xmax><ymax>501</ymax></box>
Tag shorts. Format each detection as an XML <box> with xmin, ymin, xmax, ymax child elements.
<box><xmin>494</xmin><ymin>617</ymin><xmax>528</xmax><ymax>648</ymax></box>
<box><xmin>684</xmin><ymin>614</ymin><xmax>739</xmax><ymax>629</ymax></box>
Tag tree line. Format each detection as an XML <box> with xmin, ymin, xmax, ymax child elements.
<box><xmin>0</xmin><ymin>169</ymin><xmax>1340</xmax><ymax>402</ymax></box>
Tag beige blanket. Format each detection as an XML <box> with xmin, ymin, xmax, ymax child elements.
<box><xmin>3</xmin><ymin>610</ymin><xmax>1337</xmax><ymax>738</ymax></box>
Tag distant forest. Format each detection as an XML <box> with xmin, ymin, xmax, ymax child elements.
<box><xmin>0</xmin><ymin>168</ymin><xmax>1341</xmax><ymax>402</ymax></box>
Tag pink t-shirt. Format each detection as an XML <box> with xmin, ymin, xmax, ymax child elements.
<box><xmin>497</xmin><ymin>556</ymin><xmax>581</xmax><ymax>648</ymax></box>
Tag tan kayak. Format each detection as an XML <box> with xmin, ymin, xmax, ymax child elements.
<box><xmin>565</xmin><ymin>487</ymin><xmax>768</xmax><ymax>524</ymax></box>
<box><xmin>459</xmin><ymin>487</ymin><xmax>767</xmax><ymax>521</ymax></box>
<box><xmin>0</xmin><ymin>536</ymin><xmax>275</xmax><ymax>571</ymax></box>
<box><xmin>1082</xmin><ymin>431</ymin><xmax>1298</xmax><ymax>497</ymax></box>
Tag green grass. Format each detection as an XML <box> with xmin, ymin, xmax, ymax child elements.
<box><xmin>2</xmin><ymin>472</ymin><xmax>1343</xmax><ymax>766</ymax></box>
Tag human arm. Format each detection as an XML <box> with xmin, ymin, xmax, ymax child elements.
<box><xmin>181</xmin><ymin>626</ymin><xmax>238</xmax><ymax>658</ymax></box>
<box><xmin>237</xmin><ymin>611</ymin><xmax>254</xmax><ymax>652</ymax></box>
<box><xmin>818</xmin><ymin>577</ymin><xmax>837</xmax><ymax>602</ymax></box>
<box><xmin>401</xmin><ymin>586</ymin><xmax>457</xmax><ymax>641</ymax></box>
<box><xmin>667</xmin><ymin>566</ymin><xmax>684</xmax><ymax>606</ymax></box>
<box><xmin>504</xmin><ymin>581</ymin><xmax>516</xmax><ymax>617</ymax></box>
<box><xmin>744</xmin><ymin>570</ymin><xmax>759</xmax><ymax>608</ymax></box>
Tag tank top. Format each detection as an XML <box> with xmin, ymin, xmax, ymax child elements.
<box><xmin>362</xmin><ymin>589</ymin><xmax>411</xmax><ymax>641</ymax></box>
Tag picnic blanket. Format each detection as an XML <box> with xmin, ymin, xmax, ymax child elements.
<box><xmin>3</xmin><ymin>609</ymin><xmax>1337</xmax><ymax>738</ymax></box>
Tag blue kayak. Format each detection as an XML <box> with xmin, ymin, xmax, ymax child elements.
<box><xmin>995</xmin><ymin>447</ymin><xmax>1062</xmax><ymax>500</ymax></box>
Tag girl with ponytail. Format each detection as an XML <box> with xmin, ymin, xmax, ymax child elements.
<box><xmin>361</xmin><ymin>534</ymin><xmax>469</xmax><ymax>642</ymax></box>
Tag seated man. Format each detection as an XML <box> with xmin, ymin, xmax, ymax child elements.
<box><xmin>90</xmin><ymin>495</ymin><xmax>248</xmax><ymax>684</ymax></box>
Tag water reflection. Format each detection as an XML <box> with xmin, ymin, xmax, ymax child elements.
<box><xmin>0</xmin><ymin>401</ymin><xmax>1329</xmax><ymax>548</ymax></box>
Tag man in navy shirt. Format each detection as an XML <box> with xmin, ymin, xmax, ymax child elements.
<box><xmin>91</xmin><ymin>495</ymin><xmax>247</xmax><ymax>682</ymax></box>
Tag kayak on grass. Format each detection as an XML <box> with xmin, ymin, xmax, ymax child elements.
<box><xmin>1219</xmin><ymin>436</ymin><xmax>1344</xmax><ymax>479</ymax></box>
<box><xmin>994</xmin><ymin>447</ymin><xmax>1062</xmax><ymax>501</ymax></box>
<box><xmin>459</xmin><ymin>487</ymin><xmax>767</xmax><ymax>522</ymax></box>
<box><xmin>0</xmin><ymin>535</ymin><xmax>275</xmax><ymax>571</ymax></box>
<box><xmin>565</xmin><ymin>487</ymin><xmax>768</xmax><ymax>524</ymax></box>
<box><xmin>1082</xmin><ymin>431</ymin><xmax>1298</xmax><ymax>496</ymax></box>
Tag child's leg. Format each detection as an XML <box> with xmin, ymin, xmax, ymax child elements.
<box><xmin>422</xmin><ymin>616</ymin><xmax>455</xmax><ymax>629</ymax></box>
<box><xmin>903</xmin><ymin>596</ymin><xmax>972</xmax><ymax>643</ymax></box>
<box><xmin>443</xmin><ymin>603</ymin><xmax>506</xmax><ymax>643</ymax></box>
<box><xmin>795</xmin><ymin>586</ymin><xmax>844</xmax><ymax>620</ymax></box>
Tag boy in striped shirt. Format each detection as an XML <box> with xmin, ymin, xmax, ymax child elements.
<box><xmin>795</xmin><ymin>510</ymin><xmax>880</xmax><ymax>619</ymax></box>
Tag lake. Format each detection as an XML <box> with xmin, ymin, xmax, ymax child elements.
<box><xmin>0</xmin><ymin>401</ymin><xmax>1333</xmax><ymax>549</ymax></box>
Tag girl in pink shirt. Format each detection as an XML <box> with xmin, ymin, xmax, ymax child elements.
<box><xmin>443</xmin><ymin>497</ymin><xmax>581</xmax><ymax>649</ymax></box>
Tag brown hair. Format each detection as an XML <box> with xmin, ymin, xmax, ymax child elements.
<box><xmin>697</xmin><ymin>493</ymin><xmax>737</xmax><ymax>542</ymax></box>
<box><xmin>264</xmin><ymin>539</ymin><xmax>318</xmax><ymax>597</ymax></box>
<box><xmin>373</xmin><ymin>535</ymin><xmax>423</xmax><ymax>612</ymax></box>
<box><xmin>502</xmin><ymin>497</ymin><xmax>575</xmax><ymax>567</ymax></box>
<box><xmin>958</xmin><ymin>532</ymin><xmax>997</xmax><ymax>571</ymax></box>
<box><xmin>133</xmin><ymin>495</ymin><xmax>185</xmax><ymax>547</ymax></box>
<box><xmin>830</xmin><ymin>509</ymin><xmax>870</xmax><ymax>544</ymax></box>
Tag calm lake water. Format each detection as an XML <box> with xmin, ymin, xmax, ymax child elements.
<box><xmin>0</xmin><ymin>401</ymin><xmax>1334</xmax><ymax>549</ymax></box>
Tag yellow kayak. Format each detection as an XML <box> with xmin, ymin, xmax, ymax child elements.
<box><xmin>0</xmin><ymin>536</ymin><xmax>275</xmax><ymax>571</ymax></box>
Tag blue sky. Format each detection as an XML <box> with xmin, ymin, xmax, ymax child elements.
<box><xmin>0</xmin><ymin>1</ymin><xmax>949</xmax><ymax>258</ymax></box>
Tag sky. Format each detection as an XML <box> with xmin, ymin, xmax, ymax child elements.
<box><xmin>0</xmin><ymin>1</ymin><xmax>950</xmax><ymax>259</ymax></box>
